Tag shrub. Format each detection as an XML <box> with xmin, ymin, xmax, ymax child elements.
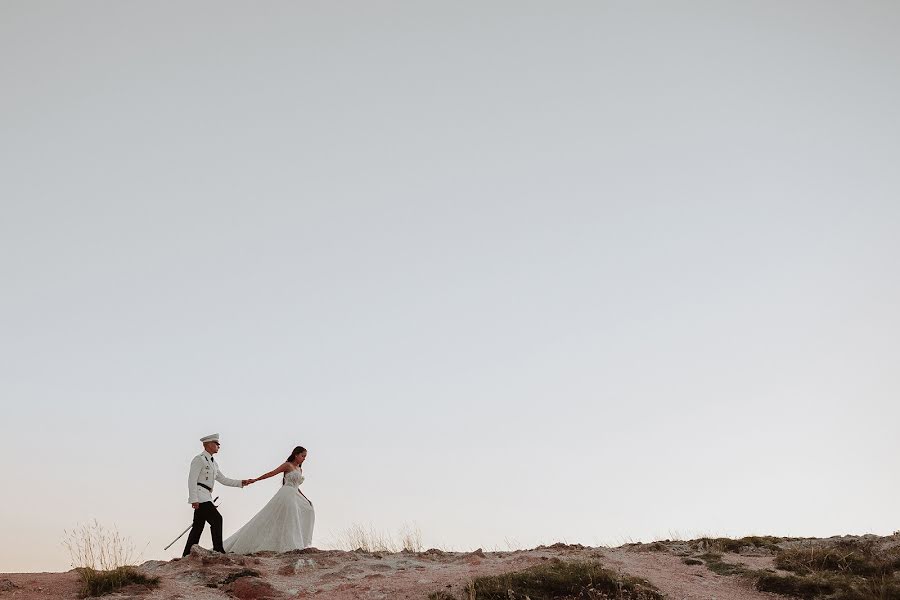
<box><xmin>759</xmin><ymin>539</ymin><xmax>900</xmax><ymax>599</ymax></box>
<box><xmin>469</xmin><ymin>559</ymin><xmax>663</xmax><ymax>600</ymax></box>
<box><xmin>705</xmin><ymin>559</ymin><xmax>747</xmax><ymax>576</ymax></box>
<box><xmin>756</xmin><ymin>573</ymin><xmax>834</xmax><ymax>599</ymax></box>
<box><xmin>62</xmin><ymin>521</ymin><xmax>158</xmax><ymax>597</ymax></box>
<box><xmin>693</xmin><ymin>536</ymin><xmax>785</xmax><ymax>554</ymax></box>
<box><xmin>74</xmin><ymin>567</ymin><xmax>158</xmax><ymax>598</ymax></box>
<box><xmin>775</xmin><ymin>539</ymin><xmax>900</xmax><ymax>577</ymax></box>
<box><xmin>691</xmin><ymin>552</ymin><xmax>746</xmax><ymax>576</ymax></box>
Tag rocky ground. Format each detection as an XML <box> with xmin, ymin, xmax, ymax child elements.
<box><xmin>1</xmin><ymin>535</ymin><xmax>897</xmax><ymax>600</ymax></box>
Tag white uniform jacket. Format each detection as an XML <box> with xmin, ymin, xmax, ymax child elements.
<box><xmin>187</xmin><ymin>451</ymin><xmax>243</xmax><ymax>504</ymax></box>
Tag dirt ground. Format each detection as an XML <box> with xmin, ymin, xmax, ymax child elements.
<box><xmin>0</xmin><ymin>539</ymin><xmax>796</xmax><ymax>600</ymax></box>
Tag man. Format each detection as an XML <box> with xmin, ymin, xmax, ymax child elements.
<box><xmin>182</xmin><ymin>433</ymin><xmax>252</xmax><ymax>556</ymax></box>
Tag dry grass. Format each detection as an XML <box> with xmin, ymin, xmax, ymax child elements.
<box><xmin>63</xmin><ymin>520</ymin><xmax>137</xmax><ymax>571</ymax></box>
<box><xmin>756</xmin><ymin>573</ymin><xmax>834</xmax><ymax>599</ymax></box>
<box><xmin>691</xmin><ymin>536</ymin><xmax>787</xmax><ymax>554</ymax></box>
<box><xmin>449</xmin><ymin>559</ymin><xmax>664</xmax><ymax>600</ymax></box>
<box><xmin>333</xmin><ymin>522</ymin><xmax>424</xmax><ymax>553</ymax></box>
<box><xmin>398</xmin><ymin>521</ymin><xmax>424</xmax><ymax>552</ymax></box>
<box><xmin>61</xmin><ymin>521</ymin><xmax>157</xmax><ymax>597</ymax></box>
<box><xmin>756</xmin><ymin>539</ymin><xmax>900</xmax><ymax>599</ymax></box>
<box><xmin>72</xmin><ymin>567</ymin><xmax>158</xmax><ymax>598</ymax></box>
<box><xmin>695</xmin><ymin>552</ymin><xmax>748</xmax><ymax>576</ymax></box>
<box><xmin>775</xmin><ymin>539</ymin><xmax>900</xmax><ymax>577</ymax></box>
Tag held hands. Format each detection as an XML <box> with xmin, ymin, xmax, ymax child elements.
<box><xmin>242</xmin><ymin>478</ymin><xmax>257</xmax><ymax>486</ymax></box>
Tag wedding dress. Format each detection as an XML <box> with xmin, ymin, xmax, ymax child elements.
<box><xmin>223</xmin><ymin>469</ymin><xmax>315</xmax><ymax>553</ymax></box>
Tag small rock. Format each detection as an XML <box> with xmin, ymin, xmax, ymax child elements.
<box><xmin>188</xmin><ymin>545</ymin><xmax>215</xmax><ymax>558</ymax></box>
<box><xmin>221</xmin><ymin>569</ymin><xmax>262</xmax><ymax>585</ymax></box>
<box><xmin>0</xmin><ymin>579</ymin><xmax>19</xmax><ymax>592</ymax></box>
<box><xmin>139</xmin><ymin>560</ymin><xmax>168</xmax><ymax>572</ymax></box>
<box><xmin>225</xmin><ymin>576</ymin><xmax>285</xmax><ymax>599</ymax></box>
<box><xmin>276</xmin><ymin>557</ymin><xmax>315</xmax><ymax>575</ymax></box>
<box><xmin>175</xmin><ymin>571</ymin><xmax>207</xmax><ymax>583</ymax></box>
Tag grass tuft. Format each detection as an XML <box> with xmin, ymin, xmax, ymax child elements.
<box><xmin>692</xmin><ymin>536</ymin><xmax>786</xmax><ymax>554</ymax></box>
<box><xmin>465</xmin><ymin>559</ymin><xmax>664</xmax><ymax>599</ymax></box>
<box><xmin>62</xmin><ymin>521</ymin><xmax>157</xmax><ymax>597</ymax></box>
<box><xmin>74</xmin><ymin>567</ymin><xmax>158</xmax><ymax>598</ymax></box>
<box><xmin>692</xmin><ymin>552</ymin><xmax>747</xmax><ymax>576</ymax></box>
<box><xmin>333</xmin><ymin>521</ymin><xmax>424</xmax><ymax>553</ymax></box>
<box><xmin>775</xmin><ymin>539</ymin><xmax>900</xmax><ymax>577</ymax></box>
<box><xmin>756</xmin><ymin>573</ymin><xmax>834</xmax><ymax>599</ymax></box>
<box><xmin>757</xmin><ymin>539</ymin><xmax>900</xmax><ymax>599</ymax></box>
<box><xmin>705</xmin><ymin>561</ymin><xmax>747</xmax><ymax>576</ymax></box>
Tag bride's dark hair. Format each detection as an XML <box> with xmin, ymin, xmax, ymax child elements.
<box><xmin>283</xmin><ymin>446</ymin><xmax>306</xmax><ymax>485</ymax></box>
<box><xmin>286</xmin><ymin>446</ymin><xmax>306</xmax><ymax>463</ymax></box>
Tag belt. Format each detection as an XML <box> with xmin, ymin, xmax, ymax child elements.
<box><xmin>198</xmin><ymin>483</ymin><xmax>213</xmax><ymax>492</ymax></box>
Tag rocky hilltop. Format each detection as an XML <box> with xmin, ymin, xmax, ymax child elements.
<box><xmin>2</xmin><ymin>534</ymin><xmax>897</xmax><ymax>599</ymax></box>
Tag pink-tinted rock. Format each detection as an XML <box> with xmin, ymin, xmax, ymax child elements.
<box><xmin>225</xmin><ymin>576</ymin><xmax>285</xmax><ymax>599</ymax></box>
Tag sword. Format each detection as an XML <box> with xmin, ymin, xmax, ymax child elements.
<box><xmin>164</xmin><ymin>496</ymin><xmax>220</xmax><ymax>550</ymax></box>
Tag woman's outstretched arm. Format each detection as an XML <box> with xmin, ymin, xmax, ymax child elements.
<box><xmin>251</xmin><ymin>462</ymin><xmax>291</xmax><ymax>483</ymax></box>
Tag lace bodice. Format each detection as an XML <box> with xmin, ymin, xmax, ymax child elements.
<box><xmin>284</xmin><ymin>469</ymin><xmax>305</xmax><ymax>486</ymax></box>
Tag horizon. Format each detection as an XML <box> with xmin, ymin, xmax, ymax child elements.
<box><xmin>2</xmin><ymin>1</ymin><xmax>898</xmax><ymax>573</ymax></box>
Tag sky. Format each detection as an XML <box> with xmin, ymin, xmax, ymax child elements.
<box><xmin>2</xmin><ymin>1</ymin><xmax>899</xmax><ymax>573</ymax></box>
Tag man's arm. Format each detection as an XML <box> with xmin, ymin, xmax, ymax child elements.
<box><xmin>187</xmin><ymin>456</ymin><xmax>203</xmax><ymax>504</ymax></box>
<box><xmin>215</xmin><ymin>467</ymin><xmax>245</xmax><ymax>488</ymax></box>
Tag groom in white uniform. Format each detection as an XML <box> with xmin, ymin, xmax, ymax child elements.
<box><xmin>183</xmin><ymin>433</ymin><xmax>251</xmax><ymax>556</ymax></box>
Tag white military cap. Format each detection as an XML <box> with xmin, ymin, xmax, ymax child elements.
<box><xmin>200</xmin><ymin>433</ymin><xmax>220</xmax><ymax>443</ymax></box>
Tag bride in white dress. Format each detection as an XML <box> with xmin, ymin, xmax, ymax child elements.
<box><xmin>223</xmin><ymin>446</ymin><xmax>315</xmax><ymax>553</ymax></box>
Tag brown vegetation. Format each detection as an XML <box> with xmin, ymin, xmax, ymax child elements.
<box><xmin>757</xmin><ymin>538</ymin><xmax>900</xmax><ymax>599</ymax></box>
<box><xmin>62</xmin><ymin>521</ymin><xmax>159</xmax><ymax>597</ymax></box>
<box><xmin>430</xmin><ymin>559</ymin><xmax>664</xmax><ymax>600</ymax></box>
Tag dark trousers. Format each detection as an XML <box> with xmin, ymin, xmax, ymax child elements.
<box><xmin>182</xmin><ymin>501</ymin><xmax>224</xmax><ymax>556</ymax></box>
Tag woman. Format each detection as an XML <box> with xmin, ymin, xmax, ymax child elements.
<box><xmin>222</xmin><ymin>446</ymin><xmax>315</xmax><ymax>553</ymax></box>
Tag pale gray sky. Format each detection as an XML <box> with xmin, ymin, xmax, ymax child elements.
<box><xmin>2</xmin><ymin>1</ymin><xmax>899</xmax><ymax>573</ymax></box>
